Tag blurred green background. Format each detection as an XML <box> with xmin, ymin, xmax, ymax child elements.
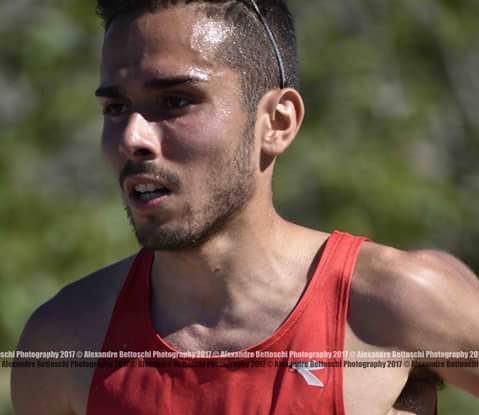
<box><xmin>1</xmin><ymin>0</ymin><xmax>478</xmax><ymax>413</ymax></box>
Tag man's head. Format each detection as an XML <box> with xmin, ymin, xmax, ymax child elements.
<box><xmin>96</xmin><ymin>0</ymin><xmax>304</xmax><ymax>251</ymax></box>
<box><xmin>97</xmin><ymin>0</ymin><xmax>299</xmax><ymax>112</ymax></box>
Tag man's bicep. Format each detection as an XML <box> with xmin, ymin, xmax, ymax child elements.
<box><xmin>11</xmin><ymin>303</ymin><xmax>72</xmax><ymax>415</ymax></box>
<box><xmin>403</xmin><ymin>251</ymin><xmax>479</xmax><ymax>396</ymax></box>
<box><xmin>411</xmin><ymin>249</ymin><xmax>479</xmax><ymax>288</ymax></box>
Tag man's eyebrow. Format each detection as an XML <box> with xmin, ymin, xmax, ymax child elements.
<box><xmin>143</xmin><ymin>75</ymin><xmax>207</xmax><ymax>89</ymax></box>
<box><xmin>94</xmin><ymin>85</ymin><xmax>122</xmax><ymax>98</ymax></box>
<box><xmin>95</xmin><ymin>75</ymin><xmax>207</xmax><ymax>98</ymax></box>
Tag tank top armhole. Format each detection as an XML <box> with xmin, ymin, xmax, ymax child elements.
<box><xmin>332</xmin><ymin>232</ymin><xmax>369</xmax><ymax>415</ymax></box>
<box><xmin>86</xmin><ymin>249</ymin><xmax>155</xmax><ymax>413</ymax></box>
<box><xmin>99</xmin><ymin>248</ymin><xmax>154</xmax><ymax>351</ymax></box>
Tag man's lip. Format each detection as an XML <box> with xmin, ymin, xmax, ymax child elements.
<box><xmin>128</xmin><ymin>191</ymin><xmax>171</xmax><ymax>212</ymax></box>
<box><xmin>123</xmin><ymin>174</ymin><xmax>173</xmax><ymax>195</ymax></box>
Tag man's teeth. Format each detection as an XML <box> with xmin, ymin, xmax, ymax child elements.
<box><xmin>133</xmin><ymin>183</ymin><xmax>170</xmax><ymax>202</ymax></box>
<box><xmin>134</xmin><ymin>183</ymin><xmax>164</xmax><ymax>193</ymax></box>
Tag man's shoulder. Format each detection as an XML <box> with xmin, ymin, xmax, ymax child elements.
<box><xmin>57</xmin><ymin>254</ymin><xmax>136</xmax><ymax>311</ymax></box>
<box><xmin>18</xmin><ymin>254</ymin><xmax>136</xmax><ymax>352</ymax></box>
<box><xmin>350</xmin><ymin>240</ymin><xmax>479</xmax><ymax>350</ymax></box>
<box><xmin>11</xmin><ymin>255</ymin><xmax>137</xmax><ymax>414</ymax></box>
<box><xmin>353</xmin><ymin>240</ymin><xmax>478</xmax><ymax>304</ymax></box>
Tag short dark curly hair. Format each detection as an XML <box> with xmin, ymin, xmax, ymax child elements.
<box><xmin>96</xmin><ymin>0</ymin><xmax>299</xmax><ymax>113</ymax></box>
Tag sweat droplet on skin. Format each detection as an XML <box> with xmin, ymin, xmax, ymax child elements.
<box><xmin>191</xmin><ymin>18</ymin><xmax>233</xmax><ymax>56</ymax></box>
<box><xmin>187</xmin><ymin>67</ymin><xmax>210</xmax><ymax>82</ymax></box>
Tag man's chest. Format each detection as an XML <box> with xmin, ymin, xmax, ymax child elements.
<box><xmin>69</xmin><ymin>327</ymin><xmax>434</xmax><ymax>415</ymax></box>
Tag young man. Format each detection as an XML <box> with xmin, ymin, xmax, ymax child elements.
<box><xmin>11</xmin><ymin>1</ymin><xmax>479</xmax><ymax>414</ymax></box>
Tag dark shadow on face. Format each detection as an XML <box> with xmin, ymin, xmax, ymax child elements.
<box><xmin>125</xmin><ymin>117</ymin><xmax>257</xmax><ymax>251</ymax></box>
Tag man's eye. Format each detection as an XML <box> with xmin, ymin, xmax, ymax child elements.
<box><xmin>103</xmin><ymin>103</ymin><xmax>129</xmax><ymax>117</ymax></box>
<box><xmin>162</xmin><ymin>96</ymin><xmax>191</xmax><ymax>111</ymax></box>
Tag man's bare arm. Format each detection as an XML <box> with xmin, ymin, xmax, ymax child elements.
<box><xmin>402</xmin><ymin>249</ymin><xmax>479</xmax><ymax>395</ymax></box>
<box><xmin>354</xmin><ymin>244</ymin><xmax>479</xmax><ymax>396</ymax></box>
<box><xmin>11</xmin><ymin>256</ymin><xmax>133</xmax><ymax>415</ymax></box>
<box><xmin>11</xmin><ymin>299</ymin><xmax>74</xmax><ymax>415</ymax></box>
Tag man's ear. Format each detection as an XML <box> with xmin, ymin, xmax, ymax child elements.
<box><xmin>256</xmin><ymin>88</ymin><xmax>305</xmax><ymax>157</ymax></box>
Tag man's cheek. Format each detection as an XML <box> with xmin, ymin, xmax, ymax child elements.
<box><xmin>168</xmin><ymin>116</ymin><xmax>230</xmax><ymax>155</ymax></box>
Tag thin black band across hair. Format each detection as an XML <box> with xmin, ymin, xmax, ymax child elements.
<box><xmin>103</xmin><ymin>0</ymin><xmax>286</xmax><ymax>89</ymax></box>
<box><xmin>245</xmin><ymin>0</ymin><xmax>286</xmax><ymax>89</ymax></box>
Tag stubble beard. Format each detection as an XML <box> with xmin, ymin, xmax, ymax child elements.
<box><xmin>125</xmin><ymin>120</ymin><xmax>256</xmax><ymax>251</ymax></box>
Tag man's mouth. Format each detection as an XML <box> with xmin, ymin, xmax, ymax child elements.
<box><xmin>133</xmin><ymin>183</ymin><xmax>171</xmax><ymax>202</ymax></box>
<box><xmin>124</xmin><ymin>175</ymin><xmax>175</xmax><ymax>209</ymax></box>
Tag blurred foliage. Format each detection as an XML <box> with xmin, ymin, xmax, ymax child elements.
<box><xmin>0</xmin><ymin>0</ymin><xmax>478</xmax><ymax>413</ymax></box>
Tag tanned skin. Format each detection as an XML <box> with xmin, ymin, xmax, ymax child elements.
<box><xmin>11</xmin><ymin>4</ymin><xmax>479</xmax><ymax>415</ymax></box>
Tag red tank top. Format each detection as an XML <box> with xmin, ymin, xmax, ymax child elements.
<box><xmin>87</xmin><ymin>231</ymin><xmax>367</xmax><ymax>414</ymax></box>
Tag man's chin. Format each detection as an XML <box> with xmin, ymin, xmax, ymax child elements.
<box><xmin>131</xmin><ymin>223</ymin><xmax>195</xmax><ymax>251</ymax></box>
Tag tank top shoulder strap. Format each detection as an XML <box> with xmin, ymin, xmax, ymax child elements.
<box><xmin>322</xmin><ymin>231</ymin><xmax>368</xmax><ymax>415</ymax></box>
<box><xmin>100</xmin><ymin>248</ymin><xmax>154</xmax><ymax>351</ymax></box>
<box><xmin>326</xmin><ymin>231</ymin><xmax>368</xmax><ymax>350</ymax></box>
<box><xmin>115</xmin><ymin>248</ymin><xmax>154</xmax><ymax>306</ymax></box>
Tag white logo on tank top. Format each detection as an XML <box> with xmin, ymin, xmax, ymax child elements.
<box><xmin>290</xmin><ymin>361</ymin><xmax>325</xmax><ymax>387</ymax></box>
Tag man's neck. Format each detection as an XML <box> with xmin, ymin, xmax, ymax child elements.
<box><xmin>152</xmin><ymin>205</ymin><xmax>285</xmax><ymax>310</ymax></box>
<box><xmin>149</xmin><ymin>206</ymin><xmax>328</xmax><ymax>341</ymax></box>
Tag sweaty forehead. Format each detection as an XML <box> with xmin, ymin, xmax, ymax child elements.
<box><xmin>101</xmin><ymin>4</ymin><xmax>233</xmax><ymax>81</ymax></box>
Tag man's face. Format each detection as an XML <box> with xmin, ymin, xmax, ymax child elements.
<box><xmin>97</xmin><ymin>5</ymin><xmax>257</xmax><ymax>250</ymax></box>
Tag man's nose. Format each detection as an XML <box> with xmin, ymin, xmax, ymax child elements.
<box><xmin>119</xmin><ymin>112</ymin><xmax>160</xmax><ymax>161</ymax></box>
